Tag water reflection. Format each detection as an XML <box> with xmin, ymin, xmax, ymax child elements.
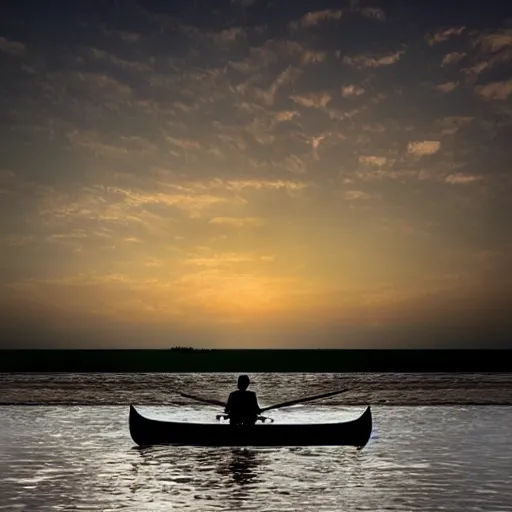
<box><xmin>129</xmin><ymin>444</ymin><xmax>267</xmax><ymax>509</ymax></box>
<box><xmin>132</xmin><ymin>445</ymin><xmax>263</xmax><ymax>479</ymax></box>
<box><xmin>216</xmin><ymin>448</ymin><xmax>261</xmax><ymax>486</ymax></box>
<box><xmin>2</xmin><ymin>406</ymin><xmax>512</xmax><ymax>511</ymax></box>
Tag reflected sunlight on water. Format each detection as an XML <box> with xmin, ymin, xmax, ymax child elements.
<box><xmin>1</xmin><ymin>372</ymin><xmax>512</xmax><ymax>405</ymax></box>
<box><xmin>1</xmin><ymin>405</ymin><xmax>512</xmax><ymax>511</ymax></box>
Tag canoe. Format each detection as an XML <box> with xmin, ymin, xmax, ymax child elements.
<box><xmin>129</xmin><ymin>405</ymin><xmax>372</xmax><ymax>447</ymax></box>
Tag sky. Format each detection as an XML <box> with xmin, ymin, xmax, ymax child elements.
<box><xmin>1</xmin><ymin>0</ymin><xmax>511</xmax><ymax>349</ymax></box>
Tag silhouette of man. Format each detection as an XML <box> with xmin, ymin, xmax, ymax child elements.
<box><xmin>225</xmin><ymin>375</ymin><xmax>261</xmax><ymax>426</ymax></box>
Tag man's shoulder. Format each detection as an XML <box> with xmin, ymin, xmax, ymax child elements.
<box><xmin>230</xmin><ymin>389</ymin><xmax>256</xmax><ymax>396</ymax></box>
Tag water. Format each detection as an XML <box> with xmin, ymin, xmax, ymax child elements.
<box><xmin>2</xmin><ymin>372</ymin><xmax>512</xmax><ymax>405</ymax></box>
<box><xmin>1</xmin><ymin>373</ymin><xmax>512</xmax><ymax>511</ymax></box>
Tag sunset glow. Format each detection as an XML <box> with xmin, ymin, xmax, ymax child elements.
<box><xmin>1</xmin><ymin>1</ymin><xmax>511</xmax><ymax>348</ymax></box>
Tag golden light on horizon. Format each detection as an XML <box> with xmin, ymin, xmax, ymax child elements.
<box><xmin>1</xmin><ymin>2</ymin><xmax>511</xmax><ymax>348</ymax></box>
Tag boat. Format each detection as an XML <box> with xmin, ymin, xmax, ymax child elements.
<box><xmin>129</xmin><ymin>405</ymin><xmax>372</xmax><ymax>447</ymax></box>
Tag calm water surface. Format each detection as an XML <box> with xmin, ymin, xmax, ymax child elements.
<box><xmin>0</xmin><ymin>374</ymin><xmax>511</xmax><ymax>511</ymax></box>
<box><xmin>2</xmin><ymin>372</ymin><xmax>512</xmax><ymax>405</ymax></box>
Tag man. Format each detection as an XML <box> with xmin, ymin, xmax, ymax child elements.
<box><xmin>225</xmin><ymin>375</ymin><xmax>261</xmax><ymax>426</ymax></box>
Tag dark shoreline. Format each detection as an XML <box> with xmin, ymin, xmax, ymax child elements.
<box><xmin>1</xmin><ymin>349</ymin><xmax>510</xmax><ymax>373</ymax></box>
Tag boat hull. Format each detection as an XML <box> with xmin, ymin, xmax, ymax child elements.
<box><xmin>129</xmin><ymin>405</ymin><xmax>372</xmax><ymax>447</ymax></box>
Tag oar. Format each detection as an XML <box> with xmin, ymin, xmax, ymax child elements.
<box><xmin>179</xmin><ymin>392</ymin><xmax>226</xmax><ymax>408</ymax></box>
<box><xmin>180</xmin><ymin>388</ymin><xmax>349</xmax><ymax>413</ymax></box>
<box><xmin>259</xmin><ymin>388</ymin><xmax>349</xmax><ymax>413</ymax></box>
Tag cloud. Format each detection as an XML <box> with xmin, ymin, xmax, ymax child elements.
<box><xmin>39</xmin><ymin>71</ymin><xmax>133</xmax><ymax>106</ymax></box>
<box><xmin>67</xmin><ymin>131</ymin><xmax>158</xmax><ymax>159</ymax></box>
<box><xmin>79</xmin><ymin>73</ymin><xmax>133</xmax><ymax>100</ymax></box>
<box><xmin>441</xmin><ymin>52</ymin><xmax>466</xmax><ymax>66</ymax></box>
<box><xmin>113</xmin><ymin>188</ymin><xmax>244</xmax><ymax>218</ymax></box>
<box><xmin>179</xmin><ymin>25</ymin><xmax>248</xmax><ymax>48</ymax></box>
<box><xmin>341</xmin><ymin>84</ymin><xmax>365</xmax><ymax>97</ymax></box>
<box><xmin>290</xmin><ymin>9</ymin><xmax>343</xmax><ymax>29</ymax></box>
<box><xmin>249</xmin><ymin>66</ymin><xmax>303</xmax><ymax>106</ymax></box>
<box><xmin>356</xmin><ymin>169</ymin><xmax>418</xmax><ymax>181</ymax></box>
<box><xmin>302</xmin><ymin>50</ymin><xmax>328</xmax><ymax>64</ymax></box>
<box><xmin>466</xmin><ymin>51</ymin><xmax>512</xmax><ymax>78</ymax></box>
<box><xmin>324</xmin><ymin>105</ymin><xmax>362</xmax><ymax>121</ymax></box>
<box><xmin>87</xmin><ymin>47</ymin><xmax>153</xmax><ymax>73</ymax></box>
<box><xmin>3</xmin><ymin>235</ymin><xmax>36</xmax><ymax>247</ymax></box>
<box><xmin>461</xmin><ymin>31</ymin><xmax>512</xmax><ymax>79</ymax></box>
<box><xmin>475</xmin><ymin>30</ymin><xmax>512</xmax><ymax>53</ymax></box>
<box><xmin>154</xmin><ymin>178</ymin><xmax>309</xmax><ymax>194</ymax></box>
<box><xmin>165</xmin><ymin>136</ymin><xmax>202</xmax><ymax>151</ymax></box>
<box><xmin>0</xmin><ymin>36</ymin><xmax>25</xmax><ymax>54</ymax></box>
<box><xmin>475</xmin><ymin>80</ymin><xmax>512</xmax><ymax>100</ymax></box>
<box><xmin>461</xmin><ymin>61</ymin><xmax>490</xmax><ymax>77</ymax></box>
<box><xmin>426</xmin><ymin>26</ymin><xmax>465</xmax><ymax>46</ymax></box>
<box><xmin>359</xmin><ymin>156</ymin><xmax>390</xmax><ymax>167</ymax></box>
<box><xmin>224</xmin><ymin>179</ymin><xmax>308</xmax><ymax>191</ymax></box>
<box><xmin>142</xmin><ymin>257</ymin><xmax>165</xmax><ymax>268</ymax></box>
<box><xmin>445</xmin><ymin>173</ymin><xmax>483</xmax><ymax>185</ymax></box>
<box><xmin>360</xmin><ymin>7</ymin><xmax>386</xmax><ymax>22</ymax></box>
<box><xmin>35</xmin><ymin>184</ymin><xmax>244</xmax><ymax>234</ymax></box>
<box><xmin>123</xmin><ymin>236</ymin><xmax>143</xmax><ymax>243</ymax></box>
<box><xmin>214</xmin><ymin>27</ymin><xmax>246</xmax><ymax>45</ymax></box>
<box><xmin>290</xmin><ymin>92</ymin><xmax>332</xmax><ymax>109</ymax></box>
<box><xmin>208</xmin><ymin>217</ymin><xmax>267</xmax><ymax>227</ymax></box>
<box><xmin>99</xmin><ymin>27</ymin><xmax>141</xmax><ymax>43</ymax></box>
<box><xmin>435</xmin><ymin>116</ymin><xmax>473</xmax><ymax>135</ymax></box>
<box><xmin>309</xmin><ymin>135</ymin><xmax>326</xmax><ymax>150</ymax></box>
<box><xmin>2</xmin><ymin>0</ymin><xmax>512</xmax><ymax>348</ymax></box>
<box><xmin>434</xmin><ymin>81</ymin><xmax>459</xmax><ymax>93</ymax></box>
<box><xmin>47</xmin><ymin>230</ymin><xmax>89</xmax><ymax>241</ymax></box>
<box><xmin>343</xmin><ymin>50</ymin><xmax>404</xmax><ymax>68</ymax></box>
<box><xmin>30</xmin><ymin>175</ymin><xmax>309</xmax><ymax>238</ymax></box>
<box><xmin>344</xmin><ymin>190</ymin><xmax>373</xmax><ymax>200</ymax></box>
<box><xmin>274</xmin><ymin>110</ymin><xmax>300</xmax><ymax>122</ymax></box>
<box><xmin>244</xmin><ymin>118</ymin><xmax>276</xmax><ymax>145</ymax></box>
<box><xmin>229</xmin><ymin>43</ymin><xmax>285</xmax><ymax>76</ymax></box>
<box><xmin>183</xmin><ymin>252</ymin><xmax>256</xmax><ymax>267</ymax></box>
<box><xmin>14</xmin><ymin>273</ymin><xmax>135</xmax><ymax>288</ymax></box>
<box><xmin>277</xmin><ymin>155</ymin><xmax>309</xmax><ymax>174</ymax></box>
<box><xmin>407</xmin><ymin>141</ymin><xmax>441</xmax><ymax>156</ymax></box>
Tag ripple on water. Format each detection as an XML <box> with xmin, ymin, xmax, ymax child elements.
<box><xmin>0</xmin><ymin>405</ymin><xmax>512</xmax><ymax>511</ymax></box>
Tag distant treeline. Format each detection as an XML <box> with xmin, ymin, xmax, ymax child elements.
<box><xmin>0</xmin><ymin>349</ymin><xmax>510</xmax><ymax>373</ymax></box>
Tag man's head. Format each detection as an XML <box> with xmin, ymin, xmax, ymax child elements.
<box><xmin>237</xmin><ymin>374</ymin><xmax>250</xmax><ymax>391</ymax></box>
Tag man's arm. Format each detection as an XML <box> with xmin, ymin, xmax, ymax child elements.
<box><xmin>225</xmin><ymin>392</ymin><xmax>233</xmax><ymax>414</ymax></box>
<box><xmin>252</xmin><ymin>392</ymin><xmax>261</xmax><ymax>413</ymax></box>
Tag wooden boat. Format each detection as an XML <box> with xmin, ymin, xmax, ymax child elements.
<box><xmin>129</xmin><ymin>405</ymin><xmax>372</xmax><ymax>447</ymax></box>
